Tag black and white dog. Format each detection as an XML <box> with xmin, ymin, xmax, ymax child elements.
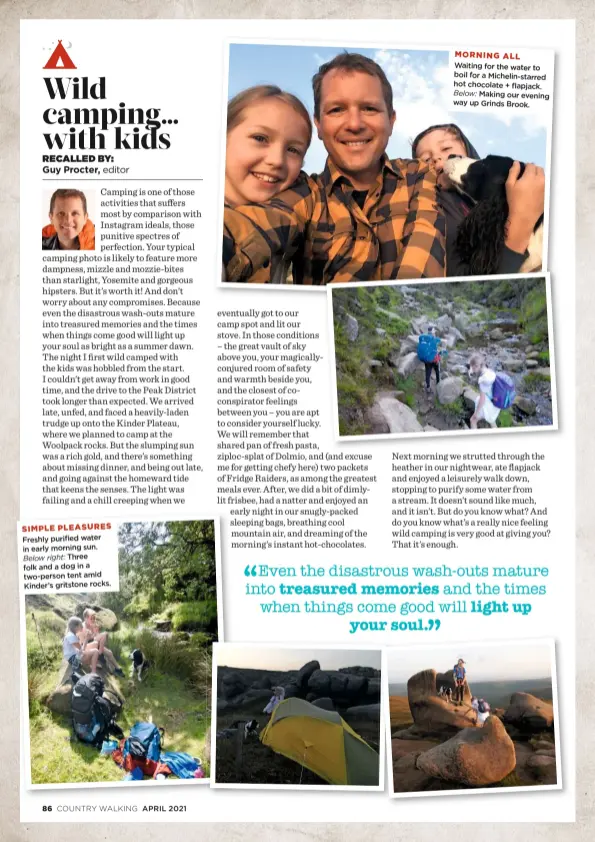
<box><xmin>442</xmin><ymin>155</ymin><xmax>543</xmax><ymax>275</ymax></box>
<box><xmin>129</xmin><ymin>648</ymin><xmax>150</xmax><ymax>682</ymax></box>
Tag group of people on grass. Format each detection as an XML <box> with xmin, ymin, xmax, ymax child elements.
<box><xmin>421</xmin><ymin>325</ymin><xmax>501</xmax><ymax>429</ymax></box>
<box><xmin>62</xmin><ymin>609</ymin><xmax>125</xmax><ymax>677</ymax></box>
<box><xmin>222</xmin><ymin>52</ymin><xmax>544</xmax><ymax>284</ymax></box>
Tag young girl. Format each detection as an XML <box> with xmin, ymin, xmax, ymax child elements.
<box><xmin>468</xmin><ymin>353</ymin><xmax>500</xmax><ymax>429</ymax></box>
<box><xmin>63</xmin><ymin>616</ymin><xmax>99</xmax><ymax>673</ymax></box>
<box><xmin>225</xmin><ymin>86</ymin><xmax>312</xmax><ymax>283</ymax></box>
<box><xmin>82</xmin><ymin>608</ymin><xmax>124</xmax><ymax>677</ymax></box>
<box><xmin>412</xmin><ymin>123</ymin><xmax>544</xmax><ymax>277</ymax></box>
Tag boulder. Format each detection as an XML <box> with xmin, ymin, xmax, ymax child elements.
<box><xmin>454</xmin><ymin>312</ymin><xmax>470</xmax><ymax>332</ymax></box>
<box><xmin>416</xmin><ymin>716</ymin><xmax>516</xmax><ymax>786</ymax></box>
<box><xmin>221</xmin><ymin>672</ymin><xmax>246</xmax><ymax>700</ymax></box>
<box><xmin>375</xmin><ymin>396</ymin><xmax>423</xmax><ymax>434</ymax></box>
<box><xmin>489</xmin><ymin>327</ymin><xmax>505</xmax><ymax>341</ymax></box>
<box><xmin>437</xmin><ymin>377</ymin><xmax>465</xmax><ymax>405</ymax></box>
<box><xmin>46</xmin><ymin>683</ymin><xmax>73</xmax><ymax>715</ymax></box>
<box><xmin>526</xmin><ymin>753</ymin><xmax>557</xmax><ymax>782</ymax></box>
<box><xmin>375</xmin><ymin>328</ymin><xmax>386</xmax><ymax>337</ymax></box>
<box><xmin>503</xmin><ymin>358</ymin><xmax>524</xmax><ymax>372</ymax></box>
<box><xmin>297</xmin><ymin>660</ymin><xmax>320</xmax><ymax>688</ymax></box>
<box><xmin>345</xmin><ymin>703</ymin><xmax>381</xmax><ymax>722</ymax></box>
<box><xmin>312</xmin><ymin>697</ymin><xmax>335</xmax><ymax>711</ymax></box>
<box><xmin>369</xmin><ymin>359</ymin><xmax>383</xmax><ymax>369</ymax></box>
<box><xmin>503</xmin><ymin>693</ymin><xmax>554</xmax><ymax>731</ymax></box>
<box><xmin>411</xmin><ymin>316</ymin><xmax>431</xmax><ymax>335</ymax></box>
<box><xmin>365</xmin><ymin>678</ymin><xmax>381</xmax><ymax>701</ymax></box>
<box><xmin>283</xmin><ymin>682</ymin><xmax>301</xmax><ymax>699</ymax></box>
<box><xmin>307</xmin><ymin>670</ymin><xmax>330</xmax><ymax>696</ymax></box>
<box><xmin>526</xmin><ymin>350</ymin><xmax>540</xmax><ymax>359</ymax></box>
<box><xmin>448</xmin><ymin>326</ymin><xmax>465</xmax><ymax>343</ymax></box>
<box><xmin>449</xmin><ymin>365</ymin><xmax>468</xmax><ymax>376</ymax></box>
<box><xmin>399</xmin><ymin>335</ymin><xmax>420</xmax><ymax>355</ymax></box>
<box><xmin>397</xmin><ymin>352</ymin><xmax>420</xmax><ymax>377</ymax></box>
<box><xmin>364</xmin><ymin>403</ymin><xmax>391</xmax><ymax>435</ymax></box>
<box><xmin>346</xmin><ymin>315</ymin><xmax>359</xmax><ymax>341</ymax></box>
<box><xmin>526</xmin><ymin>359</ymin><xmax>539</xmax><ymax>369</ymax></box>
<box><xmin>423</xmin><ymin>425</ymin><xmax>439</xmax><ymax>433</ymax></box>
<box><xmin>154</xmin><ymin>619</ymin><xmax>171</xmax><ymax>632</ymax></box>
<box><xmin>407</xmin><ymin>669</ymin><xmax>476</xmax><ymax>734</ymax></box>
<box><xmin>74</xmin><ymin>605</ymin><xmax>119</xmax><ymax>632</ymax></box>
<box><xmin>513</xmin><ymin>395</ymin><xmax>537</xmax><ymax>416</ymax></box>
<box><xmin>436</xmin><ymin>314</ymin><xmax>453</xmax><ymax>332</ymax></box>
<box><xmin>392</xmin><ymin>752</ymin><xmax>436</xmax><ymax>793</ymax></box>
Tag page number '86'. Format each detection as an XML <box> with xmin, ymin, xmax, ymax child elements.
<box><xmin>42</xmin><ymin>806</ymin><xmax>52</xmax><ymax>812</ymax></box>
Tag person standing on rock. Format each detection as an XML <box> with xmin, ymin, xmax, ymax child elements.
<box><xmin>468</xmin><ymin>353</ymin><xmax>500</xmax><ymax>429</ymax></box>
<box><xmin>452</xmin><ymin>658</ymin><xmax>467</xmax><ymax>705</ymax></box>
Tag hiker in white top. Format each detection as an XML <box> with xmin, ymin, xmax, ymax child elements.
<box><xmin>468</xmin><ymin>353</ymin><xmax>500</xmax><ymax>429</ymax></box>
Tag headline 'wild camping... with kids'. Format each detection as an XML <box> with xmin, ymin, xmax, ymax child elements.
<box><xmin>24</xmin><ymin>520</ymin><xmax>220</xmax><ymax>787</ymax></box>
<box><xmin>329</xmin><ymin>275</ymin><xmax>556</xmax><ymax>440</ymax></box>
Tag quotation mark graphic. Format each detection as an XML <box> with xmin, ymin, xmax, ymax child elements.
<box><xmin>244</xmin><ymin>565</ymin><xmax>258</xmax><ymax>577</ymax></box>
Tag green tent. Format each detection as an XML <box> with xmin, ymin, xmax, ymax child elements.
<box><xmin>260</xmin><ymin>697</ymin><xmax>379</xmax><ymax>786</ymax></box>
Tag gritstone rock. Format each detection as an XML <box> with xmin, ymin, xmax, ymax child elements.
<box><xmin>415</xmin><ymin>715</ymin><xmax>516</xmax><ymax>786</ymax></box>
<box><xmin>503</xmin><ymin>693</ymin><xmax>554</xmax><ymax>731</ymax></box>
<box><xmin>437</xmin><ymin>377</ymin><xmax>465</xmax><ymax>405</ymax></box>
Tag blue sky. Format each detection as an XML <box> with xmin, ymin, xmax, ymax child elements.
<box><xmin>387</xmin><ymin>642</ymin><xmax>553</xmax><ymax>684</ymax></box>
<box><xmin>218</xmin><ymin>646</ymin><xmax>381</xmax><ymax>672</ymax></box>
<box><xmin>228</xmin><ymin>43</ymin><xmax>548</xmax><ymax>176</ymax></box>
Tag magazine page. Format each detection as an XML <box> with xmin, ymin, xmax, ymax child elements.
<box><xmin>17</xmin><ymin>17</ymin><xmax>575</xmax><ymax>825</ymax></box>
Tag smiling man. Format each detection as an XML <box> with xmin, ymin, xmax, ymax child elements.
<box><xmin>42</xmin><ymin>189</ymin><xmax>95</xmax><ymax>250</ymax></box>
<box><xmin>223</xmin><ymin>53</ymin><xmax>445</xmax><ymax>284</ymax></box>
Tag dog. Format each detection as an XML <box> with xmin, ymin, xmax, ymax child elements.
<box><xmin>442</xmin><ymin>154</ymin><xmax>543</xmax><ymax>274</ymax></box>
<box><xmin>231</xmin><ymin>719</ymin><xmax>260</xmax><ymax>740</ymax></box>
<box><xmin>129</xmin><ymin>649</ymin><xmax>150</xmax><ymax>682</ymax></box>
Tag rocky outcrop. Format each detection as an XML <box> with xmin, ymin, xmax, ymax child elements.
<box><xmin>407</xmin><ymin>669</ymin><xmax>476</xmax><ymax>734</ymax></box>
<box><xmin>503</xmin><ymin>693</ymin><xmax>554</xmax><ymax>731</ymax></box>
<box><xmin>346</xmin><ymin>315</ymin><xmax>359</xmax><ymax>341</ymax></box>
<box><xmin>397</xmin><ymin>352</ymin><xmax>420</xmax><ymax>377</ymax></box>
<box><xmin>416</xmin><ymin>716</ymin><xmax>516</xmax><ymax>786</ymax></box>
<box><xmin>374</xmin><ymin>394</ymin><xmax>423</xmax><ymax>434</ymax></box>
<box><xmin>345</xmin><ymin>703</ymin><xmax>381</xmax><ymax>722</ymax></box>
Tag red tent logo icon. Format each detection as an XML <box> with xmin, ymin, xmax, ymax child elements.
<box><xmin>44</xmin><ymin>40</ymin><xmax>76</xmax><ymax>70</ymax></box>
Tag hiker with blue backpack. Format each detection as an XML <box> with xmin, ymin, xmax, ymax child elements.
<box><xmin>417</xmin><ymin>325</ymin><xmax>443</xmax><ymax>393</ymax></box>
<box><xmin>468</xmin><ymin>353</ymin><xmax>516</xmax><ymax>429</ymax></box>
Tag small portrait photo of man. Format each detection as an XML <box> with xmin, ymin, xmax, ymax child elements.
<box><xmin>42</xmin><ymin>188</ymin><xmax>95</xmax><ymax>250</ymax></box>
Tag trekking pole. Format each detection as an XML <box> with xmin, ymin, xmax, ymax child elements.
<box><xmin>31</xmin><ymin>612</ymin><xmax>49</xmax><ymax>668</ymax></box>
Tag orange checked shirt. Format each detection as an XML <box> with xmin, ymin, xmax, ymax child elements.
<box><xmin>223</xmin><ymin>156</ymin><xmax>446</xmax><ymax>284</ymax></box>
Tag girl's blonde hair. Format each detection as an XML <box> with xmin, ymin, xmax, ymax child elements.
<box><xmin>82</xmin><ymin>607</ymin><xmax>95</xmax><ymax>620</ymax></box>
<box><xmin>227</xmin><ymin>85</ymin><xmax>312</xmax><ymax>148</ymax></box>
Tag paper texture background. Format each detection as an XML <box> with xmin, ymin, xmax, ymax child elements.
<box><xmin>1</xmin><ymin>0</ymin><xmax>592</xmax><ymax>837</ymax></box>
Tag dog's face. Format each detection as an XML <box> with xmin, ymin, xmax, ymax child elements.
<box><xmin>443</xmin><ymin>154</ymin><xmax>517</xmax><ymax>202</ymax></box>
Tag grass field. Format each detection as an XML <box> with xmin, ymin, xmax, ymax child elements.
<box><xmin>26</xmin><ymin>610</ymin><xmax>212</xmax><ymax>785</ymax></box>
<box><xmin>390</xmin><ymin>696</ymin><xmax>413</xmax><ymax>729</ymax></box>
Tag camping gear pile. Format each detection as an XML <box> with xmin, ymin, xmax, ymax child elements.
<box><xmin>71</xmin><ymin>672</ymin><xmax>124</xmax><ymax>747</ymax></box>
<box><xmin>70</xmin><ymin>672</ymin><xmax>204</xmax><ymax>780</ymax></box>
<box><xmin>259</xmin><ymin>698</ymin><xmax>379</xmax><ymax>786</ymax></box>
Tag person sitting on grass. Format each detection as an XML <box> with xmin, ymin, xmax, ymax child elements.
<box><xmin>468</xmin><ymin>353</ymin><xmax>500</xmax><ymax>429</ymax></box>
<box><xmin>63</xmin><ymin>616</ymin><xmax>99</xmax><ymax>673</ymax></box>
<box><xmin>82</xmin><ymin>608</ymin><xmax>124</xmax><ymax>677</ymax></box>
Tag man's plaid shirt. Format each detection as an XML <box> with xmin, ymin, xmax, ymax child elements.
<box><xmin>223</xmin><ymin>156</ymin><xmax>446</xmax><ymax>284</ymax></box>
